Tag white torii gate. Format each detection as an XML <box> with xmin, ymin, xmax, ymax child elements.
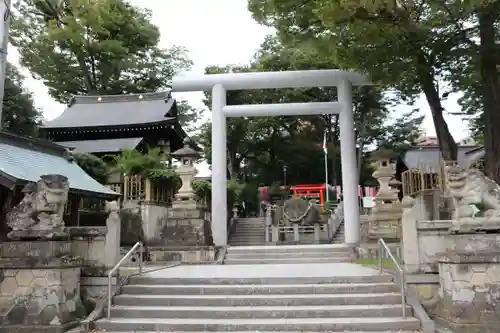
<box><xmin>172</xmin><ymin>69</ymin><xmax>372</xmax><ymax>246</ymax></box>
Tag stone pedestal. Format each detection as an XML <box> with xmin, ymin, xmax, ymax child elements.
<box><xmin>0</xmin><ymin>241</ymin><xmax>84</xmax><ymax>333</ymax></box>
<box><xmin>145</xmin><ymin>203</ymin><xmax>215</xmax><ymax>263</ymax></box>
<box><xmin>435</xmin><ymin>250</ymin><xmax>500</xmax><ymax>333</ymax></box>
<box><xmin>160</xmin><ymin>205</ymin><xmax>213</xmax><ymax>246</ymax></box>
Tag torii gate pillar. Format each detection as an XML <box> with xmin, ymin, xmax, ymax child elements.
<box><xmin>172</xmin><ymin>69</ymin><xmax>372</xmax><ymax>247</ymax></box>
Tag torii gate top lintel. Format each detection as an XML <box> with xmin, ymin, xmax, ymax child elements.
<box><xmin>171</xmin><ymin>69</ymin><xmax>372</xmax><ymax>92</ymax></box>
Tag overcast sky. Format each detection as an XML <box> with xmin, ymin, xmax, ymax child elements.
<box><xmin>7</xmin><ymin>0</ymin><xmax>470</xmax><ymax>176</ymax></box>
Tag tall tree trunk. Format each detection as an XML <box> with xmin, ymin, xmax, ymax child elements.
<box><xmin>415</xmin><ymin>52</ymin><xmax>458</xmax><ymax>161</ymax></box>
<box><xmin>478</xmin><ymin>9</ymin><xmax>500</xmax><ymax>182</ymax></box>
<box><xmin>356</xmin><ymin>111</ymin><xmax>368</xmax><ymax>185</ymax></box>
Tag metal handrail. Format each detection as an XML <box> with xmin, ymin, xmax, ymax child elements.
<box><xmin>107</xmin><ymin>241</ymin><xmax>143</xmax><ymax>319</ymax></box>
<box><xmin>378</xmin><ymin>238</ymin><xmax>406</xmax><ymax>318</ymax></box>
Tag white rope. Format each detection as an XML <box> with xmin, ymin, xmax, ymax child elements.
<box><xmin>283</xmin><ymin>202</ymin><xmax>312</xmax><ymax>223</ymax></box>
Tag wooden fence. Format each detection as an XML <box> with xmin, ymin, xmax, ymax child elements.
<box><xmin>121</xmin><ymin>175</ymin><xmax>175</xmax><ymax>204</ymax></box>
<box><xmin>401</xmin><ymin>159</ymin><xmax>484</xmax><ymax>197</ymax></box>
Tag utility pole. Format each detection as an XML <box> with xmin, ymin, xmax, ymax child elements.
<box><xmin>0</xmin><ymin>0</ymin><xmax>11</xmax><ymax>129</ymax></box>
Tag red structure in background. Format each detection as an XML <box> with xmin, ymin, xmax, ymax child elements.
<box><xmin>258</xmin><ymin>184</ymin><xmax>377</xmax><ymax>205</ymax></box>
<box><xmin>290</xmin><ymin>184</ymin><xmax>326</xmax><ymax>205</ymax></box>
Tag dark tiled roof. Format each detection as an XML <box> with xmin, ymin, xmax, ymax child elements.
<box><xmin>403</xmin><ymin>146</ymin><xmax>480</xmax><ymax>172</ymax></box>
<box><xmin>42</xmin><ymin>92</ymin><xmax>176</xmax><ymax>129</ymax></box>
<box><xmin>59</xmin><ymin>138</ymin><xmax>143</xmax><ymax>153</ymax></box>
<box><xmin>0</xmin><ymin>131</ymin><xmax>119</xmax><ymax>198</ymax></box>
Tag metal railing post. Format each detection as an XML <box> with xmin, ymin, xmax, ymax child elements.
<box><xmin>107</xmin><ymin>242</ymin><xmax>144</xmax><ymax>319</ymax></box>
<box><xmin>139</xmin><ymin>243</ymin><xmax>144</xmax><ymax>274</ymax></box>
<box><xmin>378</xmin><ymin>238</ymin><xmax>406</xmax><ymax>318</ymax></box>
<box><xmin>378</xmin><ymin>240</ymin><xmax>383</xmax><ymax>273</ymax></box>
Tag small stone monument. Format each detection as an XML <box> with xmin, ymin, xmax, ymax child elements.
<box><xmin>368</xmin><ymin>149</ymin><xmax>402</xmax><ymax>241</ymax></box>
<box><xmin>171</xmin><ymin>137</ymin><xmax>199</xmax><ymax>207</ymax></box>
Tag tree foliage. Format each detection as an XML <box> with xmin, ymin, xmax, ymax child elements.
<box><xmin>73</xmin><ymin>152</ymin><xmax>109</xmax><ymax>184</ymax></box>
<box><xmin>11</xmin><ymin>0</ymin><xmax>202</xmax><ymax>130</ymax></box>
<box><xmin>248</xmin><ymin>0</ymin><xmax>456</xmax><ymax>160</ymax></box>
<box><xmin>2</xmin><ymin>63</ymin><xmax>41</xmax><ymax>136</ymax></box>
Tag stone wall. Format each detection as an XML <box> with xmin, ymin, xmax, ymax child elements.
<box><xmin>0</xmin><ymin>241</ymin><xmax>85</xmax><ymax>333</ymax></box>
<box><xmin>140</xmin><ymin>202</ymin><xmax>169</xmax><ymax>244</ymax></box>
<box><xmin>434</xmin><ymin>252</ymin><xmax>500</xmax><ymax>333</ymax></box>
<box><xmin>0</xmin><ymin>226</ymin><xmax>121</xmax><ymax>332</ymax></box>
<box><xmin>138</xmin><ymin>202</ymin><xmax>213</xmax><ymax>248</ymax></box>
<box><xmin>155</xmin><ymin>207</ymin><xmax>212</xmax><ymax>246</ymax></box>
<box><xmin>0</xmin><ymin>268</ymin><xmax>85</xmax><ymax>330</ymax></box>
<box><xmin>148</xmin><ymin>246</ymin><xmax>216</xmax><ymax>263</ymax></box>
<box><xmin>401</xmin><ymin>194</ymin><xmax>453</xmax><ymax>274</ymax></box>
<box><xmin>68</xmin><ymin>227</ymin><xmax>107</xmax><ymax>277</ymax></box>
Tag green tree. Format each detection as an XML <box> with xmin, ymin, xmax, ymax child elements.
<box><xmin>433</xmin><ymin>1</ymin><xmax>500</xmax><ymax>179</ymax></box>
<box><xmin>73</xmin><ymin>152</ymin><xmax>109</xmax><ymax>184</ymax></box>
<box><xmin>11</xmin><ymin>0</ymin><xmax>201</xmax><ymax>130</ymax></box>
<box><xmin>2</xmin><ymin>63</ymin><xmax>41</xmax><ymax>136</ymax></box>
<box><xmin>248</xmin><ymin>0</ymin><xmax>457</xmax><ymax>161</ymax></box>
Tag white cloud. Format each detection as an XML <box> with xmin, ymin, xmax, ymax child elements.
<box><xmin>7</xmin><ymin>0</ymin><xmax>470</xmax><ymax>178</ymax></box>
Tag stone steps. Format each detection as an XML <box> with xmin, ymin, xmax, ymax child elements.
<box><xmin>224</xmin><ymin>257</ymin><xmax>352</xmax><ymax>264</ymax></box>
<box><xmin>105</xmin><ymin>331</ymin><xmax>419</xmax><ymax>333</ymax></box>
<box><xmin>331</xmin><ymin>221</ymin><xmax>345</xmax><ymax>244</ymax></box>
<box><xmin>224</xmin><ymin>244</ymin><xmax>355</xmax><ymax>264</ymax></box>
<box><xmin>226</xmin><ymin>244</ymin><xmax>353</xmax><ymax>254</ymax></box>
<box><xmin>121</xmin><ymin>282</ymin><xmax>400</xmax><ymax>295</ymax></box>
<box><xmin>229</xmin><ymin>218</ymin><xmax>267</xmax><ymax>246</ymax></box>
<box><xmin>95</xmin><ymin>317</ymin><xmax>420</xmax><ymax>331</ymax></box>
<box><xmin>225</xmin><ymin>251</ymin><xmax>353</xmax><ymax>259</ymax></box>
<box><xmin>95</xmin><ymin>262</ymin><xmax>422</xmax><ymax>333</ymax></box>
<box><xmin>113</xmin><ymin>292</ymin><xmax>404</xmax><ymax>306</ymax></box>
<box><xmin>110</xmin><ymin>304</ymin><xmax>413</xmax><ymax>319</ymax></box>
<box><xmin>128</xmin><ymin>274</ymin><xmax>393</xmax><ymax>285</ymax></box>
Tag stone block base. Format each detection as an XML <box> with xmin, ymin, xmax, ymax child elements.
<box><xmin>149</xmin><ymin>207</ymin><xmax>213</xmax><ymax>247</ymax></box>
<box><xmin>434</xmin><ymin>316</ymin><xmax>500</xmax><ymax>333</ymax></box>
<box><xmin>434</xmin><ymin>251</ymin><xmax>500</xmax><ymax>333</ymax></box>
<box><xmin>451</xmin><ymin>217</ymin><xmax>500</xmax><ymax>234</ymax></box>
<box><xmin>148</xmin><ymin>246</ymin><xmax>216</xmax><ymax>263</ymax></box>
<box><xmin>0</xmin><ymin>322</ymin><xmax>77</xmax><ymax>333</ymax></box>
<box><xmin>0</xmin><ymin>267</ymin><xmax>85</xmax><ymax>330</ymax></box>
<box><xmin>0</xmin><ymin>241</ymin><xmax>85</xmax><ymax>332</ymax></box>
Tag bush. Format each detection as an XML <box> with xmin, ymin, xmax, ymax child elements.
<box><xmin>73</xmin><ymin>152</ymin><xmax>109</xmax><ymax>184</ymax></box>
<box><xmin>119</xmin><ymin>208</ymin><xmax>144</xmax><ymax>246</ymax></box>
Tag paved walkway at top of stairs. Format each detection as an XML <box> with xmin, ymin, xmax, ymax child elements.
<box><xmin>140</xmin><ymin>260</ymin><xmax>380</xmax><ymax>279</ymax></box>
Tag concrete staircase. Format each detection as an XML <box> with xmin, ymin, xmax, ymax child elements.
<box><xmin>331</xmin><ymin>220</ymin><xmax>345</xmax><ymax>244</ymax></box>
<box><xmin>228</xmin><ymin>217</ymin><xmax>266</xmax><ymax>246</ymax></box>
<box><xmin>94</xmin><ymin>266</ymin><xmax>421</xmax><ymax>332</ymax></box>
<box><xmin>224</xmin><ymin>244</ymin><xmax>355</xmax><ymax>264</ymax></box>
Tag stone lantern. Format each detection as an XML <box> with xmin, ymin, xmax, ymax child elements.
<box><xmin>171</xmin><ymin>137</ymin><xmax>200</xmax><ymax>205</ymax></box>
<box><xmin>368</xmin><ymin>149</ymin><xmax>402</xmax><ymax>240</ymax></box>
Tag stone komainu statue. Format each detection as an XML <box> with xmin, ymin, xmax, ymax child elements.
<box><xmin>282</xmin><ymin>197</ymin><xmax>321</xmax><ymax>224</ymax></box>
<box><xmin>444</xmin><ymin>164</ymin><xmax>500</xmax><ymax>219</ymax></box>
<box><xmin>6</xmin><ymin>174</ymin><xmax>69</xmax><ymax>237</ymax></box>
